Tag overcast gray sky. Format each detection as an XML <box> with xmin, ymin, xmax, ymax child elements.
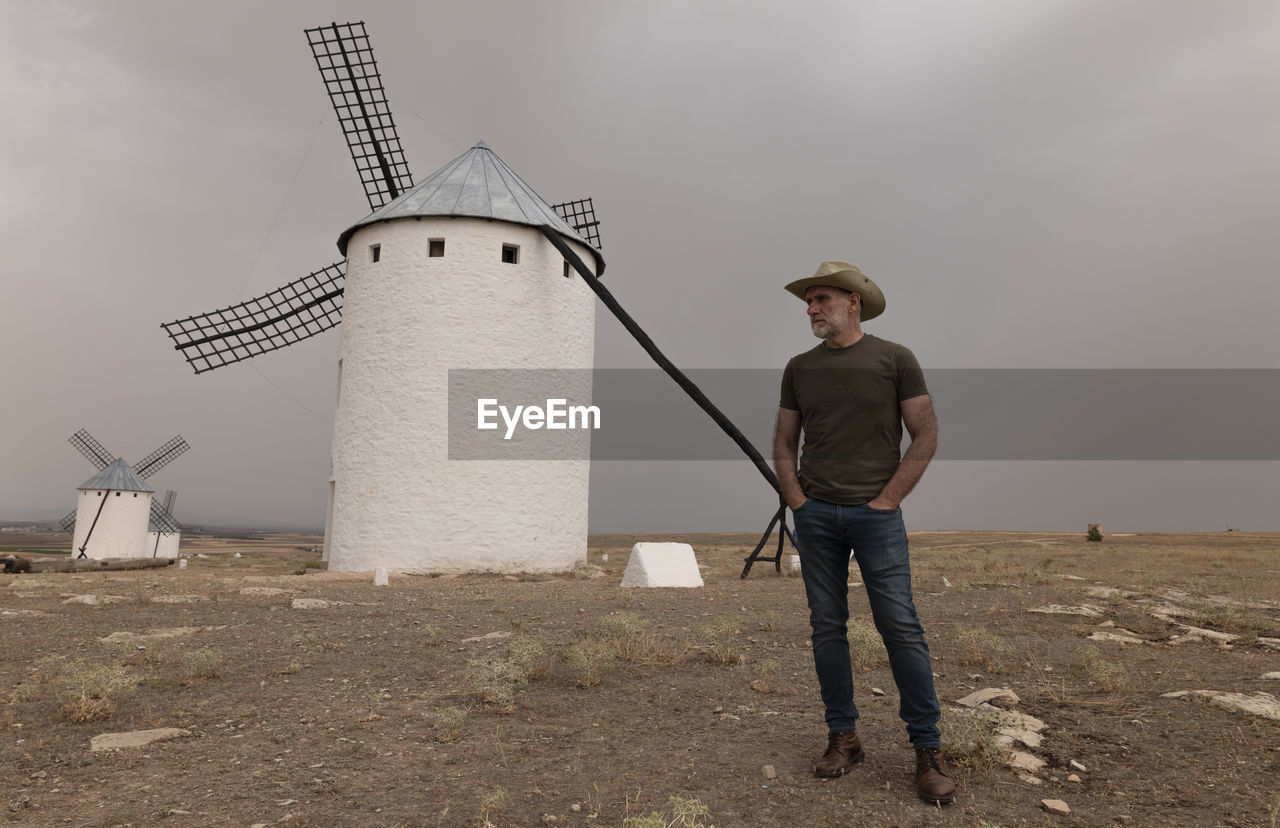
<box><xmin>2</xmin><ymin>0</ymin><xmax>1278</xmax><ymax>534</ymax></box>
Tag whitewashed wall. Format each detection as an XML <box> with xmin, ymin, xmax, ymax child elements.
<box><xmin>144</xmin><ymin>531</ymin><xmax>181</xmax><ymax>559</ymax></box>
<box><xmin>326</xmin><ymin>217</ymin><xmax>597</xmax><ymax>573</ymax></box>
<box><xmin>70</xmin><ymin>489</ymin><xmax>152</xmax><ymax>559</ymax></box>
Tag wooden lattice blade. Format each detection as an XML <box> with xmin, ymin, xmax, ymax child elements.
<box><xmin>162</xmin><ymin>261</ymin><xmax>345</xmax><ymax>374</ymax></box>
<box><xmin>305</xmin><ymin>21</ymin><xmax>414</xmax><ymax>211</ymax></box>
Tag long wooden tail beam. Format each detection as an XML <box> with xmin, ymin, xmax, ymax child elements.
<box><xmin>537</xmin><ymin>226</ymin><xmax>797</xmax><ymax>576</ymax></box>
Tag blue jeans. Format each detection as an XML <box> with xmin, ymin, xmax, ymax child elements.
<box><xmin>792</xmin><ymin>497</ymin><xmax>941</xmax><ymax>748</ymax></box>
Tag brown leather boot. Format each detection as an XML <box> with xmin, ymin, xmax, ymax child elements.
<box><xmin>813</xmin><ymin>731</ymin><xmax>864</xmax><ymax>777</ymax></box>
<box><xmin>915</xmin><ymin>747</ymin><xmax>956</xmax><ymax>804</ymax></box>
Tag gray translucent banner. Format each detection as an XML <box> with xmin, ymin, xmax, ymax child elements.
<box><xmin>448</xmin><ymin>369</ymin><xmax>1280</xmax><ymax>460</ymax></box>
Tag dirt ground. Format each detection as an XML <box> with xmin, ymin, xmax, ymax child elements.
<box><xmin>4</xmin><ymin>529</ymin><xmax>1280</xmax><ymax>827</ymax></box>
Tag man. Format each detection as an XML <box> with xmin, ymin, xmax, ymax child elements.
<box><xmin>772</xmin><ymin>260</ymin><xmax>954</xmax><ymax>804</ymax></box>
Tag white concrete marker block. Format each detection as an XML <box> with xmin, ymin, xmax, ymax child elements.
<box><xmin>178</xmin><ymin>559</ymin><xmax>187</xmax><ymax>569</ymax></box>
<box><xmin>373</xmin><ymin>567</ymin><xmax>389</xmax><ymax>587</ymax></box>
<box><xmin>620</xmin><ymin>543</ymin><xmax>704</xmax><ymax>588</ymax></box>
<box><xmin>788</xmin><ymin>554</ymin><xmax>801</xmax><ymax>572</ymax></box>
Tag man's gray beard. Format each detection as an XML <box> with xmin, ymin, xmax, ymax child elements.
<box><xmin>811</xmin><ymin>320</ymin><xmax>840</xmax><ymax>340</ymax></box>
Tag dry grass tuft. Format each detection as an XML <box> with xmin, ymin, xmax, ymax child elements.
<box><xmin>749</xmin><ymin>659</ymin><xmax>781</xmax><ymax>694</ymax></box>
<box><xmin>955</xmin><ymin>625</ymin><xmax>1012</xmax><ymax>674</ymax></box>
<box><xmin>847</xmin><ymin>618</ymin><xmax>888</xmax><ymax>670</ymax></box>
<box><xmin>564</xmin><ymin>611</ymin><xmax>687</xmax><ymax>687</ymax></box>
<box><xmin>183</xmin><ymin>648</ymin><xmax>223</xmax><ymax>681</ymax></box>
<box><xmin>471</xmin><ymin>787</ymin><xmax>507</xmax><ymax>828</ymax></box>
<box><xmin>565</xmin><ymin>636</ymin><xmax>614</xmax><ymax>689</ymax></box>
<box><xmin>462</xmin><ymin>631</ymin><xmax>547</xmax><ymax>712</ymax></box>
<box><xmin>42</xmin><ymin>658</ymin><xmax>136</xmax><ymax>723</ymax></box>
<box><xmin>1080</xmin><ymin>645</ymin><xmax>1127</xmax><ymax>692</ymax></box>
<box><xmin>419</xmin><ymin>624</ymin><xmax>444</xmax><ymax>646</ymax></box>
<box><xmin>940</xmin><ymin>707</ymin><xmax>1012</xmax><ymax>772</ymax></box>
<box><xmin>506</xmin><ymin>631</ymin><xmax>548</xmax><ymax>682</ymax></box>
<box><xmin>433</xmin><ymin>705</ymin><xmax>466</xmax><ymax>742</ymax></box>
<box><xmin>625</xmin><ymin>796</ymin><xmax>715</xmax><ymax>828</ymax></box>
<box><xmin>356</xmin><ymin>690</ymin><xmax>385</xmax><ymax>722</ymax></box>
<box><xmin>597</xmin><ymin>611</ymin><xmax>653</xmax><ymax>661</ymax></box>
<box><xmin>463</xmin><ymin>653</ymin><xmax>524</xmax><ymax>713</ymax></box>
<box><xmin>693</xmin><ymin>618</ymin><xmax>742</xmax><ymax>665</ymax></box>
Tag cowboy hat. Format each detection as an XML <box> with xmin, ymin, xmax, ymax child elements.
<box><xmin>784</xmin><ymin>260</ymin><xmax>886</xmax><ymax>321</ymax></box>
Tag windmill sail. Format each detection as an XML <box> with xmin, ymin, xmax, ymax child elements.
<box><xmin>162</xmin><ymin>24</ymin><xmax>603</xmax><ymax>376</ymax></box>
<box><xmin>162</xmin><ymin>262</ymin><xmax>345</xmax><ymax>374</ymax></box>
<box><xmin>551</xmin><ymin>198</ymin><xmax>603</xmax><ymax>251</ymax></box>
<box><xmin>153</xmin><ymin>491</ymin><xmax>203</xmax><ymax>534</ymax></box>
<box><xmin>149</xmin><ymin>498</ymin><xmax>182</xmax><ymax>533</ymax></box>
<box><xmin>134</xmin><ymin>435</ymin><xmax>190</xmax><ymax>478</ymax></box>
<box><xmin>306</xmin><ymin>21</ymin><xmax>414</xmax><ymax>211</ymax></box>
<box><xmin>69</xmin><ymin>429</ymin><xmax>114</xmax><ymax>471</ymax></box>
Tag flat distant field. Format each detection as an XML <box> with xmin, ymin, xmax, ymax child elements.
<box><xmin>3</xmin><ymin>531</ymin><xmax>1279</xmax><ymax>826</ymax></box>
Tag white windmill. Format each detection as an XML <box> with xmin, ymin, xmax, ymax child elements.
<box><xmin>165</xmin><ymin>23</ymin><xmax>803</xmax><ymax>579</ymax></box>
<box><xmin>61</xmin><ymin>429</ymin><xmax>199</xmax><ymax>559</ymax></box>
<box><xmin>71</xmin><ymin>460</ymin><xmax>154</xmax><ymax>560</ymax></box>
<box><xmin>163</xmin><ymin>23</ymin><xmax>603</xmax><ymax>574</ymax></box>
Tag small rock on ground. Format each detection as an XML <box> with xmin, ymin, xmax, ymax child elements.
<box><xmin>997</xmin><ymin>726</ymin><xmax>1043</xmax><ymax>748</ymax></box>
<box><xmin>955</xmin><ymin>687</ymin><xmax>1019</xmax><ymax>708</ymax></box>
<box><xmin>1029</xmin><ymin>604</ymin><xmax>1102</xmax><ymax>617</ymax></box>
<box><xmin>62</xmin><ymin>594</ymin><xmax>128</xmax><ymax>605</ymax></box>
<box><xmin>1009</xmin><ymin>751</ymin><xmax>1046</xmax><ymax>773</ymax></box>
<box><xmin>150</xmin><ymin>594</ymin><xmax>207</xmax><ymax>603</ymax></box>
<box><xmin>290</xmin><ymin>597</ymin><xmax>349</xmax><ymax>610</ymax></box>
<box><xmin>1084</xmin><ymin>586</ymin><xmax>1133</xmax><ymax>599</ymax></box>
<box><xmin>1041</xmin><ymin>798</ymin><xmax>1071</xmax><ymax>815</ymax></box>
<box><xmin>461</xmin><ymin>631</ymin><xmax>513</xmax><ymax>643</ymax></box>
<box><xmin>1088</xmin><ymin>630</ymin><xmax>1145</xmax><ymax>644</ymax></box>
<box><xmin>1162</xmin><ymin>690</ymin><xmax>1280</xmax><ymax>721</ymax></box>
<box><xmin>90</xmin><ymin>727</ymin><xmax>190</xmax><ymax>751</ymax></box>
<box><xmin>240</xmin><ymin>587</ymin><xmax>294</xmax><ymax>595</ymax></box>
<box><xmin>762</xmin><ymin>765</ymin><xmax>777</xmax><ymax>779</ymax></box>
<box><xmin>998</xmin><ymin>708</ymin><xmax>1045</xmax><ymax>732</ymax></box>
<box><xmin>99</xmin><ymin>627</ymin><xmax>200</xmax><ymax>644</ymax></box>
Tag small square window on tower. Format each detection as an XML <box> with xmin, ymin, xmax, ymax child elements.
<box><xmin>563</xmin><ymin>261</ymin><xmax>572</xmax><ymax>278</ymax></box>
<box><xmin>429</xmin><ymin>239</ymin><xmax>445</xmax><ymax>257</ymax></box>
<box><xmin>501</xmin><ymin>244</ymin><xmax>519</xmax><ymax>264</ymax></box>
<box><xmin>369</xmin><ymin>243</ymin><xmax>381</xmax><ymax>263</ymax></box>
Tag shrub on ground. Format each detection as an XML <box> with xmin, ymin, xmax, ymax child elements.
<box><xmin>848</xmin><ymin>618</ymin><xmax>888</xmax><ymax>670</ymax></box>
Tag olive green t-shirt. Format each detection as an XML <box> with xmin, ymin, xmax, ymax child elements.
<box><xmin>779</xmin><ymin>333</ymin><xmax>929</xmax><ymax>505</ymax></box>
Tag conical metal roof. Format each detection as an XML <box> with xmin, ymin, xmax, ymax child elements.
<box><xmin>336</xmin><ymin>141</ymin><xmax>605</xmax><ymax>275</ymax></box>
<box><xmin>77</xmin><ymin>458</ymin><xmax>154</xmax><ymax>493</ymax></box>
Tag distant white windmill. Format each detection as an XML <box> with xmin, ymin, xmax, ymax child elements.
<box><xmin>163</xmin><ymin>23</ymin><xmax>604</xmax><ymax>574</ymax></box>
<box><xmin>71</xmin><ymin>460</ymin><xmax>154</xmax><ymax>560</ymax></box>
<box><xmin>62</xmin><ymin>429</ymin><xmax>198</xmax><ymax>559</ymax></box>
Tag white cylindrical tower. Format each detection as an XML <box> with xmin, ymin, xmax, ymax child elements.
<box><xmin>144</xmin><ymin>531</ymin><xmax>181</xmax><ymax>559</ymax></box>
<box><xmin>324</xmin><ymin>142</ymin><xmax>603</xmax><ymax>574</ymax></box>
<box><xmin>71</xmin><ymin>459</ymin><xmax>154</xmax><ymax>559</ymax></box>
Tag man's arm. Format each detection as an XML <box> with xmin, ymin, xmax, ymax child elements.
<box><xmin>868</xmin><ymin>394</ymin><xmax>938</xmax><ymax>511</ymax></box>
<box><xmin>772</xmin><ymin>407</ymin><xmax>808</xmax><ymax>511</ymax></box>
